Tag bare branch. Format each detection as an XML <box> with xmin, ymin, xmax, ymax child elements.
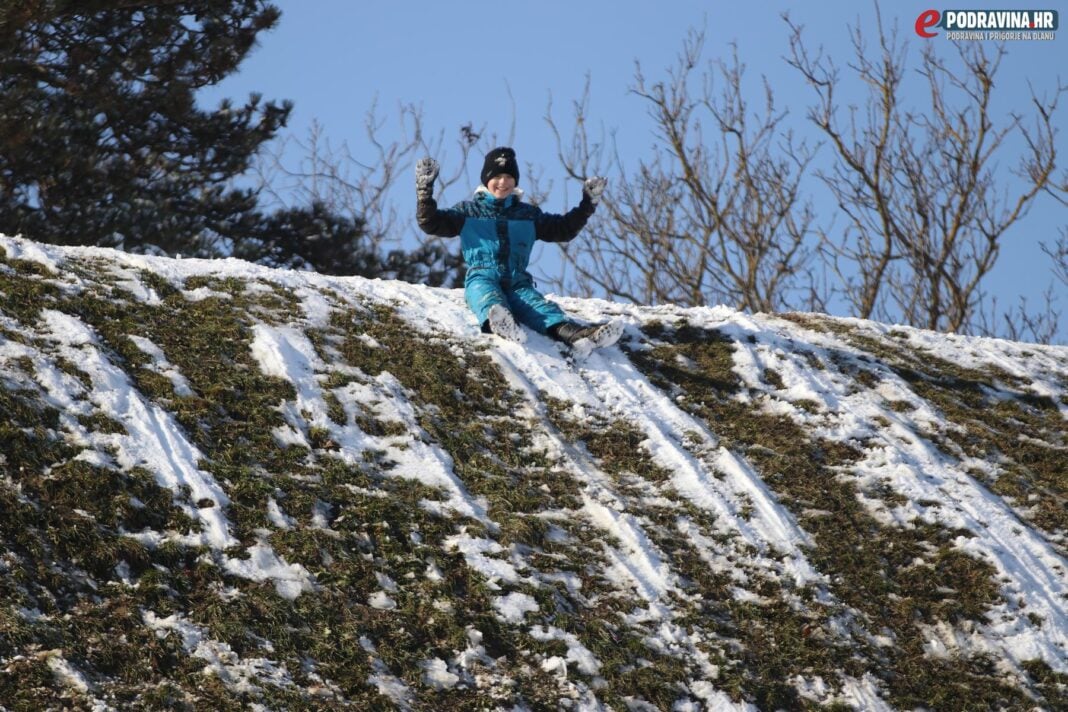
<box><xmin>544</xmin><ymin>26</ymin><xmax>820</xmax><ymax>313</ymax></box>
<box><xmin>787</xmin><ymin>9</ymin><xmax>1062</xmax><ymax>336</ymax></box>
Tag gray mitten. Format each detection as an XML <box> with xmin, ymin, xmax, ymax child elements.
<box><xmin>415</xmin><ymin>157</ymin><xmax>439</xmax><ymax>196</ymax></box>
<box><xmin>583</xmin><ymin>176</ymin><xmax>608</xmax><ymax>205</ymax></box>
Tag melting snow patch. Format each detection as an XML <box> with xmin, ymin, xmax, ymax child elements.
<box><xmin>38</xmin><ymin>309</ymin><xmax>235</xmax><ymax>548</ymax></box>
<box><xmin>493</xmin><ymin>591</ymin><xmax>539</xmax><ymax>624</ymax></box>
<box><xmin>266</xmin><ymin>497</ymin><xmax>296</xmax><ymax>529</ymax></box>
<box><xmin>688</xmin><ymin>680</ymin><xmax>759</xmax><ymax>711</ymax></box>
<box><xmin>248</xmin><ymin>324</ymin><xmax>492</xmax><ymax>524</ymax></box>
<box><xmin>368</xmin><ymin>591</ymin><xmax>397</xmax><ymax>610</ymax></box>
<box><xmin>368</xmin><ymin>671</ymin><xmax>413</xmax><ymax>710</ymax></box>
<box><xmin>420</xmin><ymin>657</ymin><xmax>460</xmax><ymax>690</ymax></box>
<box><xmin>361</xmin><ymin>635</ymin><xmax>414</xmax><ymax>710</ymax></box>
<box><xmin>182</xmin><ymin>286</ymin><xmax>231</xmax><ymax>302</ymax></box>
<box><xmin>46</xmin><ymin>652</ymin><xmax>91</xmax><ymax>693</ymax></box>
<box><xmin>31</xmin><ymin>311</ymin><xmax>315</xmax><ymax>600</ymax></box>
<box><xmin>108</xmin><ymin>267</ymin><xmax>163</xmax><ymax>306</ymax></box>
<box><xmin>144</xmin><ymin>611</ymin><xmax>293</xmax><ymax>694</ymax></box>
<box><xmin>127</xmin><ymin>334</ymin><xmax>194</xmax><ymax>396</ymax></box>
<box><xmin>445</xmin><ymin>531</ymin><xmax>524</xmax><ymax>588</ymax></box>
<box><xmin>223</xmin><ymin>541</ymin><xmax>315</xmax><ymax>600</ymax></box>
<box><xmin>529</xmin><ymin>625</ymin><xmax>601</xmax><ymax>676</ymax></box>
<box><xmin>0</xmin><ymin>235</ymin><xmax>63</xmax><ymax>271</ymax></box>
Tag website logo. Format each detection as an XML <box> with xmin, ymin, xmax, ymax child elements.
<box><xmin>915</xmin><ymin>9</ymin><xmax>1058</xmax><ymax>40</ymax></box>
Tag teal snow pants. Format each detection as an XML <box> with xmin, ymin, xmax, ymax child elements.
<box><xmin>465</xmin><ymin>269</ymin><xmax>569</xmax><ymax>335</ymax></box>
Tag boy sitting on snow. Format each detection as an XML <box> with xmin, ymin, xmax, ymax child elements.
<box><xmin>415</xmin><ymin>146</ymin><xmax>622</xmax><ymax>350</ymax></box>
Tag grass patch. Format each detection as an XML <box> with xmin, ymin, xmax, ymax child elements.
<box><xmin>2</xmin><ymin>250</ymin><xmax>1062</xmax><ymax>709</ymax></box>
<box><xmin>541</xmin><ymin>359</ymin><xmax>859</xmax><ymax>709</ymax></box>
<box><xmin>0</xmin><ymin>251</ymin><xmax>64</xmax><ymax>324</ymax></box>
<box><xmin>830</xmin><ymin>325</ymin><xmax>1068</xmax><ymax>551</ymax></box>
<box><xmin>624</xmin><ymin>320</ymin><xmax>1032</xmax><ymax>709</ymax></box>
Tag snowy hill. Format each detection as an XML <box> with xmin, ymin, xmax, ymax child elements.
<box><xmin>0</xmin><ymin>233</ymin><xmax>1066</xmax><ymax>711</ymax></box>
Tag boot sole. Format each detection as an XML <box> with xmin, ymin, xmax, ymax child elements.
<box><xmin>487</xmin><ymin>305</ymin><xmax>527</xmax><ymax>344</ymax></box>
<box><xmin>571</xmin><ymin>320</ymin><xmax>624</xmax><ymax>353</ymax></box>
<box><xmin>587</xmin><ymin>320</ymin><xmax>624</xmax><ymax>349</ymax></box>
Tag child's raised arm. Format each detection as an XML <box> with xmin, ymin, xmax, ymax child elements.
<box><xmin>415</xmin><ymin>157</ymin><xmax>464</xmax><ymax>237</ymax></box>
<box><xmin>534</xmin><ymin>177</ymin><xmax>607</xmax><ymax>243</ymax></box>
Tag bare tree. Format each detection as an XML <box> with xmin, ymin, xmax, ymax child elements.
<box><xmin>248</xmin><ymin>98</ymin><xmax>532</xmax><ymax>284</ymax></box>
<box><xmin>1044</xmin><ymin>227</ymin><xmax>1068</xmax><ymax>289</ymax></box>
<box><xmin>1044</xmin><ymin>174</ymin><xmax>1068</xmax><ymax>289</ymax></box>
<box><xmin>541</xmin><ymin>28</ymin><xmax>821</xmax><ymax>313</ymax></box>
<box><xmin>993</xmin><ymin>226</ymin><xmax>1068</xmax><ymax>343</ymax></box>
<box><xmin>254</xmin><ymin>103</ymin><xmax>474</xmax><ymax>245</ymax></box>
<box><xmin>984</xmin><ymin>288</ymin><xmax>1062</xmax><ymax>345</ymax></box>
<box><xmin>786</xmin><ymin>8</ymin><xmax>1063</xmax><ymax>335</ymax></box>
<box><xmin>247</xmin><ymin>102</ymin><xmax>500</xmax><ymax>284</ymax></box>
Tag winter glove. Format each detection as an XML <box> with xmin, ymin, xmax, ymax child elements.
<box><xmin>583</xmin><ymin>176</ymin><xmax>608</xmax><ymax>205</ymax></box>
<box><xmin>415</xmin><ymin>157</ymin><xmax>439</xmax><ymax>198</ymax></box>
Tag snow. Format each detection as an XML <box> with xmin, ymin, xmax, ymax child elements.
<box><xmin>127</xmin><ymin>335</ymin><xmax>194</xmax><ymax>396</ymax></box>
<box><xmin>731</xmin><ymin>313</ymin><xmax>1068</xmax><ymax>668</ymax></box>
<box><xmin>530</xmin><ymin>625</ymin><xmax>602</xmax><ymax>676</ymax></box>
<box><xmin>0</xmin><ymin>235</ymin><xmax>63</xmax><ymax>271</ymax></box>
<box><xmin>222</xmin><ymin>540</ymin><xmax>315</xmax><ymax>601</ymax></box>
<box><xmin>420</xmin><ymin>657</ymin><xmax>460</xmax><ymax>690</ymax></box>
<box><xmin>486</xmin><ymin>315</ymin><xmax>822</xmax><ymax>592</ymax></box>
<box><xmin>46</xmin><ymin>653</ymin><xmax>91</xmax><ymax>693</ymax></box>
<box><xmin>368</xmin><ymin>591</ymin><xmax>397</xmax><ymax>610</ymax></box>
<box><xmin>144</xmin><ymin>611</ymin><xmax>294</xmax><ymax>693</ymax></box>
<box><xmin>5</xmin><ymin>297</ymin><xmax>317</xmax><ymax>600</ymax></box>
<box><xmin>3</xmin><ymin>233</ymin><xmax>1067</xmax><ymax>708</ymax></box>
<box><xmin>37</xmin><ymin>308</ymin><xmax>235</xmax><ymax>549</ymax></box>
<box><xmin>247</xmin><ymin>322</ymin><xmax>491</xmax><ymax>523</ymax></box>
<box><xmin>493</xmin><ymin>591</ymin><xmax>540</xmax><ymax>624</ymax></box>
<box><xmin>266</xmin><ymin>497</ymin><xmax>296</xmax><ymax>529</ymax></box>
<box><xmin>361</xmin><ymin>636</ymin><xmax>414</xmax><ymax>709</ymax></box>
<box><xmin>445</xmin><ymin>530</ymin><xmax>525</xmax><ymax>588</ymax></box>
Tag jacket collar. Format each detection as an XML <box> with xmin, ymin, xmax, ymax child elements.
<box><xmin>474</xmin><ymin>185</ymin><xmax>523</xmax><ymax>209</ymax></box>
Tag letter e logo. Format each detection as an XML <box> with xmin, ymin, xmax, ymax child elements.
<box><xmin>915</xmin><ymin>9</ymin><xmax>941</xmax><ymax>37</ymax></box>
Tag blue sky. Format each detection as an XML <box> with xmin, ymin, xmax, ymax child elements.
<box><xmin>200</xmin><ymin>0</ymin><xmax>1067</xmax><ymax>338</ymax></box>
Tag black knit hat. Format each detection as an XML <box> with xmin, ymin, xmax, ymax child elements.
<box><xmin>481</xmin><ymin>146</ymin><xmax>520</xmax><ymax>187</ymax></box>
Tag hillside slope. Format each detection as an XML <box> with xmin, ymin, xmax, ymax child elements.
<box><xmin>0</xmin><ymin>234</ymin><xmax>1066</xmax><ymax>711</ymax></box>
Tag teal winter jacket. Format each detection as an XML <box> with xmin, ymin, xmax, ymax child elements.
<box><xmin>417</xmin><ymin>187</ymin><xmax>595</xmax><ymax>287</ymax></box>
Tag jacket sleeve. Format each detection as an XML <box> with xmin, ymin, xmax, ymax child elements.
<box><xmin>532</xmin><ymin>195</ymin><xmax>596</xmax><ymax>243</ymax></box>
<box><xmin>416</xmin><ymin>193</ymin><xmax>465</xmax><ymax>237</ymax></box>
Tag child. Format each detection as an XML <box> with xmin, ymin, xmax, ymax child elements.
<box><xmin>415</xmin><ymin>146</ymin><xmax>622</xmax><ymax>350</ymax></box>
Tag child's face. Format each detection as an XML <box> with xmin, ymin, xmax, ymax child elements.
<box><xmin>486</xmin><ymin>174</ymin><xmax>516</xmax><ymax>200</ymax></box>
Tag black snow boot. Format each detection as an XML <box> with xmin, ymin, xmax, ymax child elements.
<box><xmin>549</xmin><ymin>320</ymin><xmax>624</xmax><ymax>350</ymax></box>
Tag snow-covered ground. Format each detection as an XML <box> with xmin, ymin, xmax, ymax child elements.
<box><xmin>1</xmin><ymin>234</ymin><xmax>1066</xmax><ymax>710</ymax></box>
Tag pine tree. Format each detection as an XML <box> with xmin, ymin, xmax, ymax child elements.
<box><xmin>0</xmin><ymin>0</ymin><xmax>291</xmax><ymax>256</ymax></box>
<box><xmin>0</xmin><ymin>1</ymin><xmax>464</xmax><ymax>283</ymax></box>
<box><xmin>233</xmin><ymin>200</ymin><xmax>465</xmax><ymax>284</ymax></box>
